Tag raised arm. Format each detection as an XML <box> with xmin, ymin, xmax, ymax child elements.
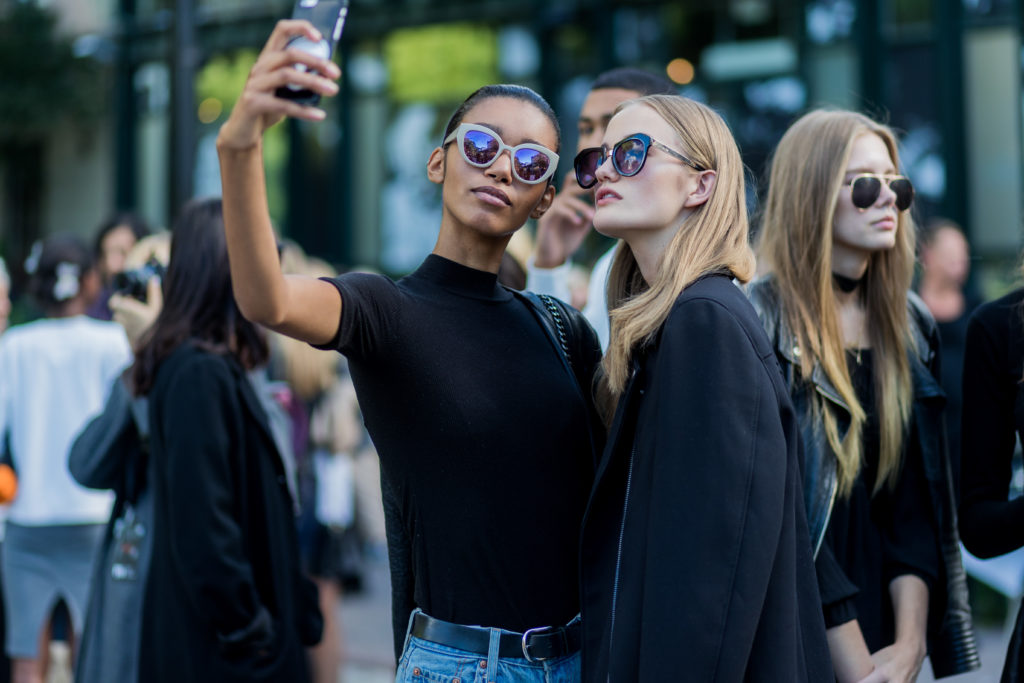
<box><xmin>216</xmin><ymin>20</ymin><xmax>343</xmax><ymax>346</ymax></box>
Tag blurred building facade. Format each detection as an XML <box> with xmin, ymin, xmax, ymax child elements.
<box><xmin>0</xmin><ymin>0</ymin><xmax>1021</xmax><ymax>291</ymax></box>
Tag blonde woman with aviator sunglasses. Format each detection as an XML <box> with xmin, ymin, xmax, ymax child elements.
<box><xmin>749</xmin><ymin>109</ymin><xmax>978</xmax><ymax>682</ymax></box>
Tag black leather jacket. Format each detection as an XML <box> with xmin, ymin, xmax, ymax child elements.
<box><xmin>747</xmin><ymin>275</ymin><xmax>979</xmax><ymax>678</ymax></box>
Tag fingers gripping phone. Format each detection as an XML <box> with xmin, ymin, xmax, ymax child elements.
<box><xmin>275</xmin><ymin>0</ymin><xmax>350</xmax><ymax>106</ymax></box>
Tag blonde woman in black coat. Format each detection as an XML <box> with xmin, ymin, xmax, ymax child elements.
<box><xmin>130</xmin><ymin>199</ymin><xmax>322</xmax><ymax>682</ymax></box>
<box><xmin>576</xmin><ymin>94</ymin><xmax>831</xmax><ymax>681</ymax></box>
<box><xmin>749</xmin><ymin>109</ymin><xmax>978</xmax><ymax>682</ymax></box>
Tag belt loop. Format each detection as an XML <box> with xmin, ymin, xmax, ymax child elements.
<box><xmin>401</xmin><ymin>608</ymin><xmax>421</xmax><ymax>659</ymax></box>
<box><xmin>485</xmin><ymin>627</ymin><xmax>501</xmax><ymax>683</ymax></box>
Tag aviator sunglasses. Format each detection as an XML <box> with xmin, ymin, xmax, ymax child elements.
<box><xmin>574</xmin><ymin>133</ymin><xmax>706</xmax><ymax>189</ymax></box>
<box><xmin>848</xmin><ymin>173</ymin><xmax>914</xmax><ymax>212</ymax></box>
<box><xmin>443</xmin><ymin>123</ymin><xmax>559</xmax><ymax>185</ymax></box>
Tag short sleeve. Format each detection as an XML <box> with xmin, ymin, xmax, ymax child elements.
<box><xmin>312</xmin><ymin>273</ymin><xmax>402</xmax><ymax>361</ymax></box>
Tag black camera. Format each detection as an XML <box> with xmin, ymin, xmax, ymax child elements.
<box><xmin>111</xmin><ymin>258</ymin><xmax>165</xmax><ymax>303</ymax></box>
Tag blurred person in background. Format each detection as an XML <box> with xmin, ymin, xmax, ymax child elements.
<box><xmin>750</xmin><ymin>109</ymin><xmax>978</xmax><ymax>681</ymax></box>
<box><xmin>126</xmin><ymin>198</ymin><xmax>321</xmax><ymax>682</ymax></box>
<box><xmin>916</xmin><ymin>219</ymin><xmax>979</xmax><ymax>462</ymax></box>
<box><xmin>958</xmin><ymin>258</ymin><xmax>1024</xmax><ymax>682</ymax></box>
<box><xmin>0</xmin><ymin>235</ymin><xmax>131</xmax><ymax>683</ymax></box>
<box><xmin>527</xmin><ymin>67</ymin><xmax>677</xmax><ymax>350</ymax></box>
<box><xmin>87</xmin><ymin>213</ymin><xmax>151</xmax><ymax>321</ymax></box>
<box><xmin>0</xmin><ymin>257</ymin><xmax>10</xmax><ymax>336</ymax></box>
<box><xmin>68</xmin><ymin>230</ymin><xmax>171</xmax><ymax>683</ymax></box>
<box><xmin>269</xmin><ymin>243</ymin><xmax>355</xmax><ymax>683</ymax></box>
<box><xmin>0</xmin><ymin>256</ymin><xmax>11</xmax><ymax>683</ymax></box>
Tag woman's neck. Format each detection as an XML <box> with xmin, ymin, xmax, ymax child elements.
<box><xmin>432</xmin><ymin>224</ymin><xmax>510</xmax><ymax>274</ymax></box>
<box><xmin>623</xmin><ymin>227</ymin><xmax>679</xmax><ymax>285</ymax></box>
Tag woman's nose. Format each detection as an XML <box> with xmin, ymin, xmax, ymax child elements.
<box><xmin>485</xmin><ymin>150</ymin><xmax>513</xmax><ymax>184</ymax></box>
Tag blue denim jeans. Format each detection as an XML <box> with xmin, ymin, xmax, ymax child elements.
<box><xmin>395</xmin><ymin>610</ymin><xmax>581</xmax><ymax>683</ymax></box>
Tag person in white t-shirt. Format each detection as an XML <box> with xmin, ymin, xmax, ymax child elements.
<box><xmin>527</xmin><ymin>68</ymin><xmax>677</xmax><ymax>350</ymax></box>
<box><xmin>0</xmin><ymin>235</ymin><xmax>131</xmax><ymax>683</ymax></box>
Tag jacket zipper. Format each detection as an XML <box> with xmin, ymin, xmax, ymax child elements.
<box><xmin>608</xmin><ymin>442</ymin><xmax>637</xmax><ymax>668</ymax></box>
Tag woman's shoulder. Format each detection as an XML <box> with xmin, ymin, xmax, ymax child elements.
<box><xmin>666</xmin><ymin>275</ymin><xmax>772</xmax><ymax>354</ymax></box>
<box><xmin>969</xmin><ymin>287</ymin><xmax>1024</xmax><ymax>333</ymax></box>
<box><xmin>153</xmin><ymin>345</ymin><xmax>239</xmax><ymax>395</ymax></box>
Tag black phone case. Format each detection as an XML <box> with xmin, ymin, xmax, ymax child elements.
<box><xmin>275</xmin><ymin>0</ymin><xmax>349</xmax><ymax>106</ymax></box>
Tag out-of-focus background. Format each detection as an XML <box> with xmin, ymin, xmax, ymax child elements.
<box><xmin>4</xmin><ymin>1</ymin><xmax>1024</xmax><ymax>680</ymax></box>
<box><xmin>3</xmin><ymin>0</ymin><xmax>1023</xmax><ymax>292</ymax></box>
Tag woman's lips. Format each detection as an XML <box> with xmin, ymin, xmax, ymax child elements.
<box><xmin>472</xmin><ymin>186</ymin><xmax>511</xmax><ymax>206</ymax></box>
<box><xmin>595</xmin><ymin>188</ymin><xmax>621</xmax><ymax>206</ymax></box>
<box><xmin>874</xmin><ymin>215</ymin><xmax>896</xmax><ymax>230</ymax></box>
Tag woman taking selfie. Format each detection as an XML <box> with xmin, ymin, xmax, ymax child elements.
<box><xmin>749</xmin><ymin>109</ymin><xmax>978</xmax><ymax>682</ymax></box>
<box><xmin>575</xmin><ymin>94</ymin><xmax>831</xmax><ymax>681</ymax></box>
<box><xmin>217</xmin><ymin>20</ymin><xmax>602</xmax><ymax>682</ymax></box>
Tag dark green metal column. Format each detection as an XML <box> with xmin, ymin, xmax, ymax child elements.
<box><xmin>169</xmin><ymin>0</ymin><xmax>197</xmax><ymax>221</ymax></box>
<box><xmin>855</xmin><ymin>0</ymin><xmax>884</xmax><ymax>111</ymax></box>
<box><xmin>935</xmin><ymin>0</ymin><xmax>967</xmax><ymax>229</ymax></box>
<box><xmin>114</xmin><ymin>0</ymin><xmax>137</xmax><ymax>211</ymax></box>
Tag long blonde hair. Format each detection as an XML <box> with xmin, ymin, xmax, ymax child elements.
<box><xmin>599</xmin><ymin>95</ymin><xmax>756</xmax><ymax>419</ymax></box>
<box><xmin>756</xmin><ymin>109</ymin><xmax>916</xmax><ymax>497</ymax></box>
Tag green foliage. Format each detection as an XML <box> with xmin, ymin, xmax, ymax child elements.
<box><xmin>196</xmin><ymin>49</ymin><xmax>259</xmax><ymax>112</ymax></box>
<box><xmin>384</xmin><ymin>23</ymin><xmax>498</xmax><ymax>104</ymax></box>
<box><xmin>0</xmin><ymin>2</ymin><xmax>107</xmax><ymax>145</ymax></box>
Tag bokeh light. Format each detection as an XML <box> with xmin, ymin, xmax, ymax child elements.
<box><xmin>666</xmin><ymin>57</ymin><xmax>695</xmax><ymax>85</ymax></box>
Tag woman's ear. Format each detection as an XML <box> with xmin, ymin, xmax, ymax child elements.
<box><xmin>529</xmin><ymin>184</ymin><xmax>557</xmax><ymax>220</ymax></box>
<box><xmin>683</xmin><ymin>169</ymin><xmax>717</xmax><ymax>209</ymax></box>
<box><xmin>427</xmin><ymin>147</ymin><xmax>446</xmax><ymax>185</ymax></box>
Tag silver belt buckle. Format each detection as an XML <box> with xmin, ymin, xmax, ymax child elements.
<box><xmin>521</xmin><ymin>625</ymin><xmax>554</xmax><ymax>662</ymax></box>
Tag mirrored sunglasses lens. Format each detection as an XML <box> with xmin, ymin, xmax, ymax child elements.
<box><xmin>890</xmin><ymin>178</ymin><xmax>914</xmax><ymax>211</ymax></box>
<box><xmin>850</xmin><ymin>176</ymin><xmax>882</xmax><ymax>209</ymax></box>
<box><xmin>463</xmin><ymin>130</ymin><xmax>499</xmax><ymax>165</ymax></box>
<box><xmin>574</xmin><ymin>149</ymin><xmax>602</xmax><ymax>188</ymax></box>
<box><xmin>614</xmin><ymin>138</ymin><xmax>647</xmax><ymax>176</ymax></box>
<box><xmin>514</xmin><ymin>148</ymin><xmax>550</xmax><ymax>182</ymax></box>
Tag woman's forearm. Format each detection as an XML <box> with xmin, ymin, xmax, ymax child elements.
<box><xmin>216</xmin><ymin>140</ymin><xmax>291</xmax><ymax>327</ymax></box>
<box><xmin>889</xmin><ymin>574</ymin><xmax>928</xmax><ymax>656</ymax></box>
<box><xmin>826</xmin><ymin>620</ymin><xmax>875</xmax><ymax>683</ymax></box>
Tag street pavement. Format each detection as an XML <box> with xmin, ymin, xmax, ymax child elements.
<box><xmin>334</xmin><ymin>545</ymin><xmax>1017</xmax><ymax>683</ymax></box>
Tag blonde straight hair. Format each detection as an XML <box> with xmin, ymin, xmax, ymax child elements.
<box><xmin>598</xmin><ymin>95</ymin><xmax>756</xmax><ymax>419</ymax></box>
<box><xmin>756</xmin><ymin>109</ymin><xmax>916</xmax><ymax>498</ymax></box>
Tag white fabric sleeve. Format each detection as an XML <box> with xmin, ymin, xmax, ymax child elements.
<box><xmin>525</xmin><ymin>257</ymin><xmax>573</xmax><ymax>303</ymax></box>
<box><xmin>582</xmin><ymin>245</ymin><xmax>616</xmax><ymax>352</ymax></box>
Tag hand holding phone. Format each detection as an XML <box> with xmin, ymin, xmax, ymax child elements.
<box><xmin>275</xmin><ymin>0</ymin><xmax>350</xmax><ymax>106</ymax></box>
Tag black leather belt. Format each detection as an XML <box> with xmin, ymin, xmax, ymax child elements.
<box><xmin>410</xmin><ymin>611</ymin><xmax>581</xmax><ymax>662</ymax></box>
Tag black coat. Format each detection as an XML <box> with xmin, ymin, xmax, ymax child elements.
<box><xmin>580</xmin><ymin>274</ymin><xmax>832</xmax><ymax>682</ymax></box>
<box><xmin>137</xmin><ymin>344</ymin><xmax>322</xmax><ymax>683</ymax></box>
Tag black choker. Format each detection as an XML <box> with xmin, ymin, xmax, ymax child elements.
<box><xmin>832</xmin><ymin>272</ymin><xmax>864</xmax><ymax>293</ymax></box>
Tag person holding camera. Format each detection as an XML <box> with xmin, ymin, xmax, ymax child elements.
<box><xmin>0</xmin><ymin>235</ymin><xmax>131</xmax><ymax>683</ymax></box>
<box><xmin>217</xmin><ymin>19</ymin><xmax>602</xmax><ymax>682</ymax></box>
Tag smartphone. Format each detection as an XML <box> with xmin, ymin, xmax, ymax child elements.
<box><xmin>275</xmin><ymin>0</ymin><xmax>350</xmax><ymax>106</ymax></box>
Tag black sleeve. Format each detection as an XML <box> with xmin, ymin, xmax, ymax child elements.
<box><xmin>960</xmin><ymin>297</ymin><xmax>1024</xmax><ymax>558</ymax></box>
<box><xmin>68</xmin><ymin>374</ymin><xmax>136</xmax><ymax>493</ymax></box>
<box><xmin>882</xmin><ymin>441</ymin><xmax>940</xmax><ymax>589</ymax></box>
<box><xmin>634</xmin><ymin>297</ymin><xmax>793</xmax><ymax>680</ymax></box>
<box><xmin>816</xmin><ymin>541</ymin><xmax>860</xmax><ymax>628</ymax></box>
<box><xmin>312</xmin><ymin>273</ymin><xmax>402</xmax><ymax>361</ymax></box>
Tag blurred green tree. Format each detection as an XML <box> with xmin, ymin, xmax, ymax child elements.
<box><xmin>0</xmin><ymin>1</ymin><xmax>106</xmax><ymax>286</ymax></box>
